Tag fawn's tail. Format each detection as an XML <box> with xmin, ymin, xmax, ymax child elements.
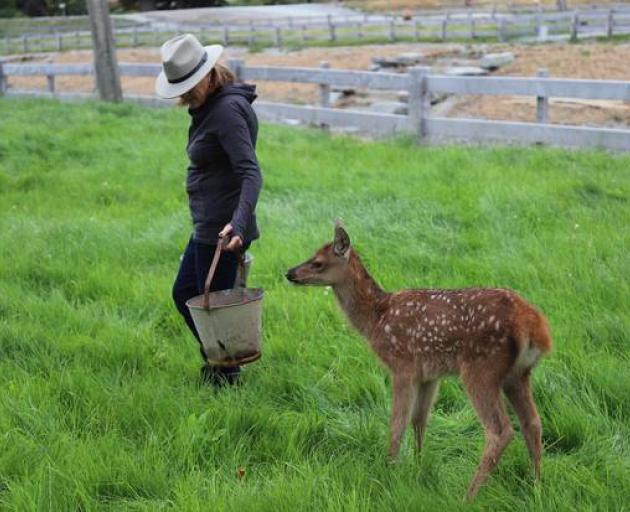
<box><xmin>513</xmin><ymin>298</ymin><xmax>553</xmax><ymax>371</ymax></box>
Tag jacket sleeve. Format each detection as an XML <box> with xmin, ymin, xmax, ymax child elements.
<box><xmin>216</xmin><ymin>99</ymin><xmax>263</xmax><ymax>240</ymax></box>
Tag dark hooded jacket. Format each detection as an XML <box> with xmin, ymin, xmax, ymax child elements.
<box><xmin>186</xmin><ymin>83</ymin><xmax>262</xmax><ymax>245</ymax></box>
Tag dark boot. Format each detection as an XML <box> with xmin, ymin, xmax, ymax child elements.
<box><xmin>200</xmin><ymin>364</ymin><xmax>241</xmax><ymax>387</ymax></box>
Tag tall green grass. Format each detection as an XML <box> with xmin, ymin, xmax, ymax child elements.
<box><xmin>0</xmin><ymin>98</ymin><xmax>628</xmax><ymax>511</ymax></box>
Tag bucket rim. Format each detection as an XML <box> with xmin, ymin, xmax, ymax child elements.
<box><xmin>186</xmin><ymin>287</ymin><xmax>264</xmax><ymax>311</ymax></box>
<box><xmin>206</xmin><ymin>351</ymin><xmax>261</xmax><ymax>367</ymax></box>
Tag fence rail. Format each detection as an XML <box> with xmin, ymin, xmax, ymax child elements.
<box><xmin>1</xmin><ymin>60</ymin><xmax>629</xmax><ymax>151</ymax></box>
<box><xmin>2</xmin><ymin>6</ymin><xmax>630</xmax><ymax>55</ymax></box>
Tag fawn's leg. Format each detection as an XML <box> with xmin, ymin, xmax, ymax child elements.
<box><xmin>503</xmin><ymin>370</ymin><xmax>543</xmax><ymax>480</ymax></box>
<box><xmin>388</xmin><ymin>372</ymin><xmax>417</xmax><ymax>460</ymax></box>
<box><xmin>462</xmin><ymin>364</ymin><xmax>514</xmax><ymax>501</ymax></box>
<box><xmin>411</xmin><ymin>379</ymin><xmax>440</xmax><ymax>453</ymax></box>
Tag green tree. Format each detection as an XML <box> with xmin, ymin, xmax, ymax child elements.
<box><xmin>0</xmin><ymin>0</ymin><xmax>21</xmax><ymax>16</ymax></box>
<box><xmin>12</xmin><ymin>0</ymin><xmax>87</xmax><ymax>16</ymax></box>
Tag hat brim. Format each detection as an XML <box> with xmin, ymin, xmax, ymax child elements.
<box><xmin>155</xmin><ymin>44</ymin><xmax>224</xmax><ymax>99</ymax></box>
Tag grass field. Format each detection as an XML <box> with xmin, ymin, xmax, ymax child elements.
<box><xmin>0</xmin><ymin>99</ymin><xmax>629</xmax><ymax>511</ymax></box>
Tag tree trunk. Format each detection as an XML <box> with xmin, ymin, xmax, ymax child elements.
<box><xmin>86</xmin><ymin>0</ymin><xmax>123</xmax><ymax>102</ymax></box>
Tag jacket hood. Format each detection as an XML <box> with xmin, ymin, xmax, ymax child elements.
<box><xmin>214</xmin><ymin>83</ymin><xmax>257</xmax><ymax>104</ymax></box>
<box><xmin>188</xmin><ymin>83</ymin><xmax>257</xmax><ymax>119</ymax></box>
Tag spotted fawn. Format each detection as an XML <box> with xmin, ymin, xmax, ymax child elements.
<box><xmin>286</xmin><ymin>221</ymin><xmax>552</xmax><ymax>500</ymax></box>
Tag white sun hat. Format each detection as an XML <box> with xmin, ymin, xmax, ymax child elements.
<box><xmin>155</xmin><ymin>34</ymin><xmax>224</xmax><ymax>99</ymax></box>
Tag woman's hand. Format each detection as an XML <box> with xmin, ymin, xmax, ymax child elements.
<box><xmin>219</xmin><ymin>223</ymin><xmax>243</xmax><ymax>252</ymax></box>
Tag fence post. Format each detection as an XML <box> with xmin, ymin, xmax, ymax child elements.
<box><xmin>319</xmin><ymin>61</ymin><xmax>331</xmax><ymax>108</ymax></box>
<box><xmin>357</xmin><ymin>22</ymin><xmax>363</xmax><ymax>39</ymax></box>
<box><xmin>46</xmin><ymin>74</ymin><xmax>55</xmax><ymax>94</ymax></box>
<box><xmin>249</xmin><ymin>22</ymin><xmax>256</xmax><ymax>46</ymax></box>
<box><xmin>75</xmin><ymin>31</ymin><xmax>80</xmax><ymax>48</ymax></box>
<box><xmin>223</xmin><ymin>25</ymin><xmax>229</xmax><ymax>45</ymax></box>
<box><xmin>0</xmin><ymin>60</ymin><xmax>6</xmax><ymax>96</ymax></box>
<box><xmin>570</xmin><ymin>10</ymin><xmax>578</xmax><ymax>42</ymax></box>
<box><xmin>328</xmin><ymin>16</ymin><xmax>336</xmax><ymax>42</ymax></box>
<box><xmin>86</xmin><ymin>0</ymin><xmax>122</xmax><ymax>102</ymax></box>
<box><xmin>57</xmin><ymin>33</ymin><xmax>63</xmax><ymax>51</ymax></box>
<box><xmin>389</xmin><ymin>19</ymin><xmax>396</xmax><ymax>41</ymax></box>
<box><xmin>275</xmin><ymin>26</ymin><xmax>283</xmax><ymax>46</ymax></box>
<box><xmin>23</xmin><ymin>35</ymin><xmax>28</xmax><ymax>53</ymax></box>
<box><xmin>469</xmin><ymin>12</ymin><xmax>475</xmax><ymax>39</ymax></box>
<box><xmin>132</xmin><ymin>26</ymin><xmax>138</xmax><ymax>46</ymax></box>
<box><xmin>499</xmin><ymin>17</ymin><xmax>506</xmax><ymax>42</ymax></box>
<box><xmin>441</xmin><ymin>18</ymin><xmax>448</xmax><ymax>40</ymax></box>
<box><xmin>408</xmin><ymin>66</ymin><xmax>430</xmax><ymax>142</ymax></box>
<box><xmin>607</xmin><ymin>9</ymin><xmax>614</xmax><ymax>38</ymax></box>
<box><xmin>227</xmin><ymin>58</ymin><xmax>244</xmax><ymax>82</ymax></box>
<box><xmin>414</xmin><ymin>19</ymin><xmax>420</xmax><ymax>40</ymax></box>
<box><xmin>536</xmin><ymin>68</ymin><xmax>549</xmax><ymax>124</ymax></box>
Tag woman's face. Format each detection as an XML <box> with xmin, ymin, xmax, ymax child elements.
<box><xmin>180</xmin><ymin>75</ymin><xmax>210</xmax><ymax>108</ymax></box>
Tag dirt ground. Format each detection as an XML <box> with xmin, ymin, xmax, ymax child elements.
<box><xmin>6</xmin><ymin>40</ymin><xmax>630</xmax><ymax>127</ymax></box>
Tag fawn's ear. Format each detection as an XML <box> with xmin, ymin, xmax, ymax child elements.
<box><xmin>333</xmin><ymin>219</ymin><xmax>351</xmax><ymax>258</ymax></box>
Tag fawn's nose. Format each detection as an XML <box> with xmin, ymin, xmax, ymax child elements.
<box><xmin>285</xmin><ymin>268</ymin><xmax>297</xmax><ymax>282</ymax></box>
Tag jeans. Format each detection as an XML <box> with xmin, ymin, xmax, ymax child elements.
<box><xmin>172</xmin><ymin>236</ymin><xmax>245</xmax><ymax>375</ymax></box>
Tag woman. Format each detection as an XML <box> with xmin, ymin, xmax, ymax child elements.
<box><xmin>155</xmin><ymin>34</ymin><xmax>262</xmax><ymax>387</ymax></box>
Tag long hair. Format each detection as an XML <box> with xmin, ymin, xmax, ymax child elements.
<box><xmin>208</xmin><ymin>63</ymin><xmax>235</xmax><ymax>91</ymax></box>
<box><xmin>178</xmin><ymin>63</ymin><xmax>236</xmax><ymax>106</ymax></box>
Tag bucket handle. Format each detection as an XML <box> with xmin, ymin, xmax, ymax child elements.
<box><xmin>201</xmin><ymin>236</ymin><xmax>246</xmax><ymax>309</ymax></box>
<box><xmin>202</xmin><ymin>237</ymin><xmax>226</xmax><ymax>309</ymax></box>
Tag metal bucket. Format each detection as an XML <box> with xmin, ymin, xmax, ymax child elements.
<box><xmin>186</xmin><ymin>244</ymin><xmax>263</xmax><ymax>367</ymax></box>
<box><xmin>235</xmin><ymin>252</ymin><xmax>253</xmax><ymax>288</ymax></box>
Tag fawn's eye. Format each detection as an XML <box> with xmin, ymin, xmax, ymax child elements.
<box><xmin>312</xmin><ymin>261</ymin><xmax>323</xmax><ymax>270</ymax></box>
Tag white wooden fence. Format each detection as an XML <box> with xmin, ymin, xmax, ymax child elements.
<box><xmin>2</xmin><ymin>6</ymin><xmax>630</xmax><ymax>55</ymax></box>
<box><xmin>1</xmin><ymin>60</ymin><xmax>629</xmax><ymax>151</ymax></box>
